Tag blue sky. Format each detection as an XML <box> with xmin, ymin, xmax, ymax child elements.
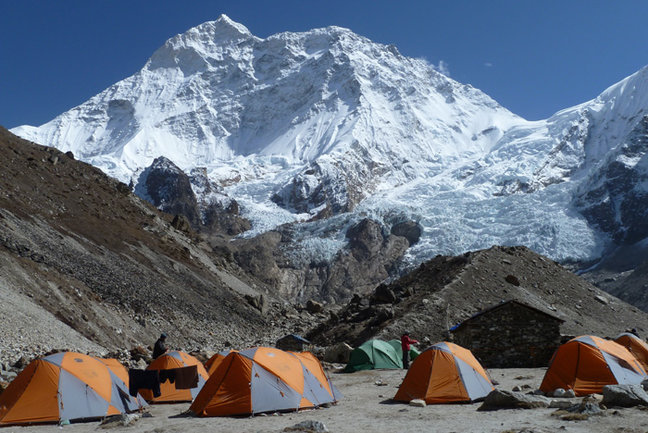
<box><xmin>1</xmin><ymin>0</ymin><xmax>647</xmax><ymax>128</ymax></box>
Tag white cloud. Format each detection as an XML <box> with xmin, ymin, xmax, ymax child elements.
<box><xmin>436</xmin><ymin>60</ymin><xmax>450</xmax><ymax>77</ymax></box>
<box><xmin>484</xmin><ymin>62</ymin><xmax>493</xmax><ymax>68</ymax></box>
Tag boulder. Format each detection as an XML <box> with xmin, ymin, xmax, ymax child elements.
<box><xmin>284</xmin><ymin>420</ymin><xmax>329</xmax><ymax>433</ymax></box>
<box><xmin>306</xmin><ymin>300</ymin><xmax>324</xmax><ymax>314</ymax></box>
<box><xmin>602</xmin><ymin>384</ymin><xmax>648</xmax><ymax>407</ymax></box>
<box><xmin>323</xmin><ymin>342</ymin><xmax>353</xmax><ymax>363</ymax></box>
<box><xmin>478</xmin><ymin>389</ymin><xmax>550</xmax><ymax>410</ymax></box>
<box><xmin>129</xmin><ymin>346</ymin><xmax>150</xmax><ymax>363</ymax></box>
<box><xmin>12</xmin><ymin>356</ymin><xmax>29</xmax><ymax>369</ymax></box>
<box><xmin>390</xmin><ymin>221</ymin><xmax>423</xmax><ymax>246</ymax></box>
<box><xmin>595</xmin><ymin>295</ymin><xmax>609</xmax><ymax>305</ymax></box>
<box><xmin>171</xmin><ymin>214</ymin><xmax>192</xmax><ymax>232</ymax></box>
<box><xmin>505</xmin><ymin>274</ymin><xmax>520</xmax><ymax>286</ymax></box>
<box><xmin>371</xmin><ymin>284</ymin><xmax>397</xmax><ymax>304</ymax></box>
<box><xmin>99</xmin><ymin>413</ymin><xmax>141</xmax><ymax>429</ymax></box>
<box><xmin>552</xmin><ymin>396</ymin><xmax>603</xmax><ymax>419</ymax></box>
<box><xmin>245</xmin><ymin>294</ymin><xmax>267</xmax><ymax>313</ymax></box>
<box><xmin>409</xmin><ymin>399</ymin><xmax>426</xmax><ymax>407</ymax></box>
<box><xmin>552</xmin><ymin>388</ymin><xmax>566</xmax><ymax>397</ymax></box>
<box><xmin>549</xmin><ymin>400</ymin><xmax>576</xmax><ymax>409</ymax></box>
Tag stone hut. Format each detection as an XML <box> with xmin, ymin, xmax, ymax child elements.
<box><xmin>276</xmin><ymin>334</ymin><xmax>311</xmax><ymax>352</ymax></box>
<box><xmin>450</xmin><ymin>300</ymin><xmax>564</xmax><ymax>368</ymax></box>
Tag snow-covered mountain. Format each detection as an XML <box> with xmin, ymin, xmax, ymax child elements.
<box><xmin>12</xmin><ymin>15</ymin><xmax>648</xmax><ymax>274</ymax></box>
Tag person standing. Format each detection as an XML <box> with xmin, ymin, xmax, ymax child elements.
<box><xmin>401</xmin><ymin>331</ymin><xmax>418</xmax><ymax>369</ymax></box>
<box><xmin>152</xmin><ymin>333</ymin><xmax>168</xmax><ymax>359</ymax></box>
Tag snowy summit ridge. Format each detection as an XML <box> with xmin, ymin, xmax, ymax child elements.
<box><xmin>12</xmin><ymin>16</ymin><xmax>648</xmax><ymax>269</ymax></box>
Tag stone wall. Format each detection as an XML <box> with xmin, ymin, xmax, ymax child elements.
<box><xmin>452</xmin><ymin>302</ymin><xmax>562</xmax><ymax>368</ymax></box>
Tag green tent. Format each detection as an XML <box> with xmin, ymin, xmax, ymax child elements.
<box><xmin>344</xmin><ymin>339</ymin><xmax>421</xmax><ymax>372</ymax></box>
<box><xmin>387</xmin><ymin>339</ymin><xmax>421</xmax><ymax>361</ymax></box>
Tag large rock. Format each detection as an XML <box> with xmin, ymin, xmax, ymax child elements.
<box><xmin>370</xmin><ymin>284</ymin><xmax>397</xmax><ymax>304</ymax></box>
<box><xmin>99</xmin><ymin>413</ymin><xmax>141</xmax><ymax>429</ymax></box>
<box><xmin>390</xmin><ymin>221</ymin><xmax>423</xmax><ymax>246</ymax></box>
<box><xmin>284</xmin><ymin>420</ymin><xmax>329</xmax><ymax>433</ymax></box>
<box><xmin>602</xmin><ymin>384</ymin><xmax>648</xmax><ymax>407</ymax></box>
<box><xmin>306</xmin><ymin>300</ymin><xmax>324</xmax><ymax>314</ymax></box>
<box><xmin>136</xmin><ymin>157</ymin><xmax>201</xmax><ymax>229</ymax></box>
<box><xmin>479</xmin><ymin>389</ymin><xmax>550</xmax><ymax>410</ymax></box>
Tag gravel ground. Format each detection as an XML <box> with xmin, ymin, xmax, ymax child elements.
<box><xmin>4</xmin><ymin>367</ymin><xmax>648</xmax><ymax>432</ymax></box>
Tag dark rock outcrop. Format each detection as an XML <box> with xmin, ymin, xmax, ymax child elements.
<box><xmin>390</xmin><ymin>220</ymin><xmax>423</xmax><ymax>246</ymax></box>
<box><xmin>137</xmin><ymin>156</ymin><xmax>201</xmax><ymax>229</ymax></box>
<box><xmin>575</xmin><ymin>115</ymin><xmax>648</xmax><ymax>246</ymax></box>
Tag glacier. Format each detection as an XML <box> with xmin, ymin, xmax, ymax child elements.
<box><xmin>11</xmin><ymin>14</ymin><xmax>648</xmax><ymax>269</ymax></box>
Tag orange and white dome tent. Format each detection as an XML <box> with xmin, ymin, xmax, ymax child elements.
<box><xmin>540</xmin><ymin>335</ymin><xmax>647</xmax><ymax>396</ymax></box>
<box><xmin>204</xmin><ymin>350</ymin><xmax>235</xmax><ymax>376</ymax></box>
<box><xmin>0</xmin><ymin>352</ymin><xmax>143</xmax><ymax>426</ymax></box>
<box><xmin>138</xmin><ymin>350</ymin><xmax>209</xmax><ymax>403</ymax></box>
<box><xmin>394</xmin><ymin>342</ymin><xmax>493</xmax><ymax>404</ymax></box>
<box><xmin>614</xmin><ymin>332</ymin><xmax>648</xmax><ymax>372</ymax></box>
<box><xmin>97</xmin><ymin>357</ymin><xmax>147</xmax><ymax>406</ymax></box>
<box><xmin>190</xmin><ymin>347</ymin><xmax>341</xmax><ymax>416</ymax></box>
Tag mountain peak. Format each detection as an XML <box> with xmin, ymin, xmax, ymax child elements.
<box><xmin>12</xmin><ymin>18</ymin><xmax>648</xmax><ymax>276</ymax></box>
<box><xmin>210</xmin><ymin>14</ymin><xmax>253</xmax><ymax>39</ymax></box>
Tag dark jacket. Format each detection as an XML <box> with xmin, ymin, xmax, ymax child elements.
<box><xmin>152</xmin><ymin>338</ymin><xmax>167</xmax><ymax>359</ymax></box>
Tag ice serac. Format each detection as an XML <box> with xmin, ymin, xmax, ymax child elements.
<box><xmin>10</xmin><ymin>16</ymin><xmax>648</xmax><ymax>277</ymax></box>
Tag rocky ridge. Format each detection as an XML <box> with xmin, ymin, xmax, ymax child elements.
<box><xmin>307</xmin><ymin>245</ymin><xmax>648</xmax><ymax>347</ymax></box>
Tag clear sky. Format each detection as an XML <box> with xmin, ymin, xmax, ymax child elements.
<box><xmin>2</xmin><ymin>0</ymin><xmax>647</xmax><ymax>128</ymax></box>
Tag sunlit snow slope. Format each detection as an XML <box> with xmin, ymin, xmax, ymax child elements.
<box><xmin>12</xmin><ymin>15</ymin><xmax>648</xmax><ymax>267</ymax></box>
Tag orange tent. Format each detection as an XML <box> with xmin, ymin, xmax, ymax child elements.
<box><xmin>190</xmin><ymin>347</ymin><xmax>340</xmax><ymax>416</ymax></box>
<box><xmin>394</xmin><ymin>342</ymin><xmax>493</xmax><ymax>404</ymax></box>
<box><xmin>204</xmin><ymin>350</ymin><xmax>235</xmax><ymax>376</ymax></box>
<box><xmin>614</xmin><ymin>333</ymin><xmax>648</xmax><ymax>372</ymax></box>
<box><xmin>540</xmin><ymin>335</ymin><xmax>647</xmax><ymax>396</ymax></box>
<box><xmin>99</xmin><ymin>358</ymin><xmax>130</xmax><ymax>384</ymax></box>
<box><xmin>0</xmin><ymin>352</ymin><xmax>142</xmax><ymax>426</ymax></box>
<box><xmin>97</xmin><ymin>358</ymin><xmax>147</xmax><ymax>406</ymax></box>
<box><xmin>138</xmin><ymin>351</ymin><xmax>209</xmax><ymax>403</ymax></box>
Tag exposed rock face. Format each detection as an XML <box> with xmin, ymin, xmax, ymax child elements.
<box><xmin>136</xmin><ymin>157</ymin><xmax>250</xmax><ymax>236</ymax></box>
<box><xmin>213</xmin><ymin>218</ymin><xmax>411</xmax><ymax>303</ymax></box>
<box><xmin>317</xmin><ymin>219</ymin><xmax>409</xmax><ymax>301</ymax></box>
<box><xmin>575</xmin><ymin>116</ymin><xmax>648</xmax><ymax>246</ymax></box>
<box><xmin>390</xmin><ymin>221</ymin><xmax>423</xmax><ymax>246</ymax></box>
<box><xmin>603</xmin><ymin>259</ymin><xmax>648</xmax><ymax>311</ymax></box>
<box><xmin>306</xmin><ymin>246</ymin><xmax>648</xmax><ymax>348</ymax></box>
<box><xmin>272</xmin><ymin>159</ymin><xmax>365</xmax><ymax>215</ymax></box>
<box><xmin>137</xmin><ymin>156</ymin><xmax>201</xmax><ymax>228</ymax></box>
<box><xmin>203</xmin><ymin>199</ymin><xmax>251</xmax><ymax>236</ymax></box>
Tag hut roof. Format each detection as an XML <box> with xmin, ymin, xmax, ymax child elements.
<box><xmin>450</xmin><ymin>299</ymin><xmax>565</xmax><ymax>332</ymax></box>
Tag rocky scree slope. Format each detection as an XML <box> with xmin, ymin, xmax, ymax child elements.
<box><xmin>0</xmin><ymin>127</ymin><xmax>319</xmax><ymax>366</ymax></box>
<box><xmin>307</xmin><ymin>246</ymin><xmax>648</xmax><ymax>347</ymax></box>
